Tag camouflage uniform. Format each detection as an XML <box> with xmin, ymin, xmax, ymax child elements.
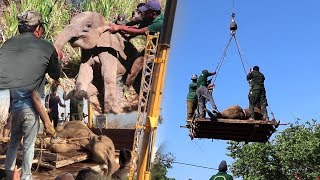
<box><xmin>63</xmin><ymin>89</ymin><xmax>88</xmax><ymax>121</ymax></box>
<box><xmin>187</xmin><ymin>75</ymin><xmax>198</xmax><ymax>120</ymax></box>
<box><xmin>247</xmin><ymin>68</ymin><xmax>268</xmax><ymax>120</ymax></box>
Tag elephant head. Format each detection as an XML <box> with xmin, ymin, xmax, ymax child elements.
<box><xmin>89</xmin><ymin>135</ymin><xmax>117</xmax><ymax>177</ymax></box>
<box><xmin>55</xmin><ymin>11</ymin><xmax>127</xmax><ymax>57</ymax></box>
<box><xmin>54</xmin><ymin>11</ymin><xmax>109</xmax><ymax>50</ymax></box>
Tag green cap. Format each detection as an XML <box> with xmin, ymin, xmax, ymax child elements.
<box><xmin>17</xmin><ymin>10</ymin><xmax>44</xmax><ymax>26</ymax></box>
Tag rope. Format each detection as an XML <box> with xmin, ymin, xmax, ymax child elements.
<box><xmin>170</xmin><ymin>160</ymin><xmax>234</xmax><ymax>173</ymax></box>
<box><xmin>234</xmin><ymin>35</ymin><xmax>250</xmax><ymax>67</ymax></box>
<box><xmin>35</xmin><ymin>133</ymin><xmax>46</xmax><ymax>172</ymax></box>
<box><xmin>234</xmin><ymin>35</ymin><xmax>249</xmax><ymax>76</ymax></box>
<box><xmin>213</xmin><ymin>36</ymin><xmax>233</xmax><ymax>83</ymax></box>
<box><xmin>172</xmin><ymin>161</ymin><xmax>217</xmax><ymax>170</ymax></box>
<box><xmin>268</xmin><ymin>106</ymin><xmax>276</xmax><ymax>120</ymax></box>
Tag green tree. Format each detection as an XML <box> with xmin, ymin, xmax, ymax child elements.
<box><xmin>150</xmin><ymin>151</ymin><xmax>176</xmax><ymax>180</ymax></box>
<box><xmin>227</xmin><ymin>119</ymin><xmax>320</xmax><ymax>180</ymax></box>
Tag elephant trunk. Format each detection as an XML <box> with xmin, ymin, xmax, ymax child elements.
<box><xmin>54</xmin><ymin>25</ymin><xmax>77</xmax><ymax>50</ymax></box>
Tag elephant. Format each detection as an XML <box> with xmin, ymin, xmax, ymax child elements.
<box><xmin>54</xmin><ymin>11</ymin><xmax>143</xmax><ymax>115</ymax></box>
<box><xmin>36</xmin><ymin>121</ymin><xmax>117</xmax><ymax>177</ymax></box>
<box><xmin>219</xmin><ymin>105</ymin><xmax>247</xmax><ymax>119</ymax></box>
<box><xmin>218</xmin><ymin>105</ymin><xmax>263</xmax><ymax>120</ymax></box>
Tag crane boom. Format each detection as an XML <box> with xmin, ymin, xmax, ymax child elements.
<box><xmin>129</xmin><ymin>0</ymin><xmax>177</xmax><ymax>179</ymax></box>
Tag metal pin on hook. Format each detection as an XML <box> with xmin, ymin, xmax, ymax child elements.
<box><xmin>230</xmin><ymin>13</ymin><xmax>237</xmax><ymax>36</ymax></box>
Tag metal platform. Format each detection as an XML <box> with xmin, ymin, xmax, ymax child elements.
<box><xmin>186</xmin><ymin>118</ymin><xmax>280</xmax><ymax>142</ymax></box>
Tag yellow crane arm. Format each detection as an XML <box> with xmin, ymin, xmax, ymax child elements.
<box><xmin>137</xmin><ymin>0</ymin><xmax>177</xmax><ymax>179</ymax></box>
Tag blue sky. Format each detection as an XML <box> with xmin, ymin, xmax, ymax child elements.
<box><xmin>157</xmin><ymin>0</ymin><xmax>320</xmax><ymax>179</ymax></box>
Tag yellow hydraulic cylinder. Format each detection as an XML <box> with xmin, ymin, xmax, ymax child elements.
<box><xmin>87</xmin><ymin>101</ymin><xmax>93</xmax><ymax>128</ymax></box>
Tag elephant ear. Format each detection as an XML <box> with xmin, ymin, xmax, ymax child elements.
<box><xmin>97</xmin><ymin>31</ymin><xmax>127</xmax><ymax>60</ymax></box>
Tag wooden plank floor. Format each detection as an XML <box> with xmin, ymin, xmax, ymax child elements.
<box><xmin>187</xmin><ymin>118</ymin><xmax>279</xmax><ymax>142</ymax></box>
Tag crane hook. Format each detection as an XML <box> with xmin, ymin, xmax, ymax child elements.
<box><xmin>230</xmin><ymin>13</ymin><xmax>237</xmax><ymax>36</ymax></box>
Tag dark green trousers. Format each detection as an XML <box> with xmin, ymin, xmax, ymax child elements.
<box><xmin>187</xmin><ymin>100</ymin><xmax>197</xmax><ymax>120</ymax></box>
<box><xmin>249</xmin><ymin>89</ymin><xmax>268</xmax><ymax>119</ymax></box>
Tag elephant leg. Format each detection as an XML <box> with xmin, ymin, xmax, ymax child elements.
<box><xmin>87</xmin><ymin>83</ymin><xmax>103</xmax><ymax>115</ymax></box>
<box><xmin>76</xmin><ymin>60</ymin><xmax>94</xmax><ymax>92</ymax></box>
<box><xmin>99</xmin><ymin>52</ymin><xmax>121</xmax><ymax>114</ymax></box>
<box><xmin>125</xmin><ymin>56</ymin><xmax>144</xmax><ymax>86</ymax></box>
<box><xmin>117</xmin><ymin>61</ymin><xmax>126</xmax><ymax>77</ymax></box>
<box><xmin>51</xmin><ymin>143</ymin><xmax>82</xmax><ymax>153</ymax></box>
<box><xmin>77</xmin><ymin>58</ymin><xmax>103</xmax><ymax>115</ymax></box>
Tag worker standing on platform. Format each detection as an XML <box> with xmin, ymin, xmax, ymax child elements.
<box><xmin>196</xmin><ymin>70</ymin><xmax>218</xmax><ymax>118</ymax></box>
<box><xmin>187</xmin><ymin>74</ymin><xmax>198</xmax><ymax>121</ymax></box>
<box><xmin>63</xmin><ymin>84</ymin><xmax>88</xmax><ymax>121</ymax></box>
<box><xmin>209</xmin><ymin>160</ymin><xmax>234</xmax><ymax>180</ymax></box>
<box><xmin>247</xmin><ymin>66</ymin><xmax>268</xmax><ymax>120</ymax></box>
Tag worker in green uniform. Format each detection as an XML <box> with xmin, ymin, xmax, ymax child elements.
<box><xmin>63</xmin><ymin>84</ymin><xmax>88</xmax><ymax>121</ymax></box>
<box><xmin>187</xmin><ymin>74</ymin><xmax>198</xmax><ymax>121</ymax></box>
<box><xmin>196</xmin><ymin>70</ymin><xmax>218</xmax><ymax>118</ymax></box>
<box><xmin>246</xmin><ymin>66</ymin><xmax>268</xmax><ymax>120</ymax></box>
<box><xmin>209</xmin><ymin>160</ymin><xmax>233</xmax><ymax>180</ymax></box>
<box><xmin>109</xmin><ymin>0</ymin><xmax>163</xmax><ymax>36</ymax></box>
<box><xmin>109</xmin><ymin>0</ymin><xmax>164</xmax><ymax>89</ymax></box>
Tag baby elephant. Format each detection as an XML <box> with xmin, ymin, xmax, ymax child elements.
<box><xmin>38</xmin><ymin>121</ymin><xmax>117</xmax><ymax>177</ymax></box>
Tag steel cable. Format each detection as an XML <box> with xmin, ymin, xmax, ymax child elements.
<box><xmin>213</xmin><ymin>36</ymin><xmax>233</xmax><ymax>83</ymax></box>
<box><xmin>234</xmin><ymin>35</ymin><xmax>249</xmax><ymax>77</ymax></box>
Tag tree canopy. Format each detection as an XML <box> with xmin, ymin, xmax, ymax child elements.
<box><xmin>151</xmin><ymin>151</ymin><xmax>176</xmax><ymax>180</ymax></box>
<box><xmin>227</xmin><ymin>119</ymin><xmax>320</xmax><ymax>180</ymax></box>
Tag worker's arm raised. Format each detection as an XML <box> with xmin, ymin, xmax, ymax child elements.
<box><xmin>109</xmin><ymin>24</ymin><xmax>148</xmax><ymax>36</ymax></box>
<box><xmin>246</xmin><ymin>71</ymin><xmax>253</xmax><ymax>81</ymax></box>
